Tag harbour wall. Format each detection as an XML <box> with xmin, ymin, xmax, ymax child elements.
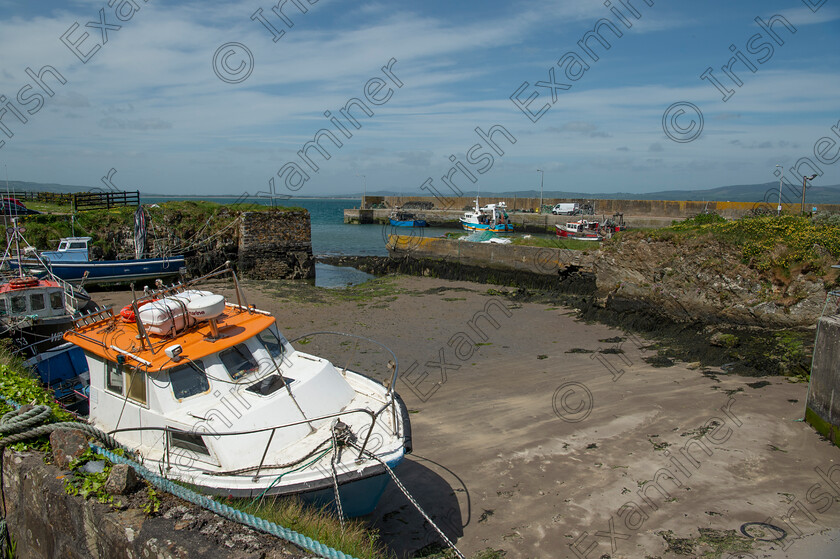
<box><xmin>361</xmin><ymin>196</ymin><xmax>840</xmax><ymax>216</ymax></box>
<box><xmin>237</xmin><ymin>210</ymin><xmax>314</xmax><ymax>280</ymax></box>
<box><xmin>386</xmin><ymin>234</ymin><xmax>595</xmax><ymax>275</ymax></box>
<box><xmin>807</xmin><ymin>315</ymin><xmax>840</xmax><ymax>447</ymax></box>
<box><xmin>346</xmin><ymin>197</ymin><xmax>840</xmax><ymax>230</ymax></box>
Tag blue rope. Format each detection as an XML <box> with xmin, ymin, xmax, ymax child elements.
<box><xmin>91</xmin><ymin>445</ymin><xmax>359</xmax><ymax>559</ymax></box>
<box><xmin>0</xmin><ymin>392</ymin><xmax>359</xmax><ymax>559</ymax></box>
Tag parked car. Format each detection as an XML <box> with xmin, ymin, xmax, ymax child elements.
<box><xmin>551</xmin><ymin>203</ymin><xmax>579</xmax><ymax>215</ymax></box>
<box><xmin>0</xmin><ymin>200</ymin><xmax>40</xmax><ymax>215</ymax></box>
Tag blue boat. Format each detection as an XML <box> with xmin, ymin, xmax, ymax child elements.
<box><xmin>389</xmin><ymin>210</ymin><xmax>427</xmax><ymax>228</ymax></box>
<box><xmin>24</xmin><ymin>342</ymin><xmax>90</xmax><ymax>414</ymax></box>
<box><xmin>11</xmin><ymin>236</ymin><xmax>185</xmax><ymax>285</ymax></box>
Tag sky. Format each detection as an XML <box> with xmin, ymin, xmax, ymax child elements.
<box><xmin>0</xmin><ymin>0</ymin><xmax>837</xmax><ymax>197</ymax></box>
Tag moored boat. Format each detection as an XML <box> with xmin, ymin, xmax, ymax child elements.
<box><xmin>460</xmin><ymin>199</ymin><xmax>513</xmax><ymax>233</ymax></box>
<box><xmin>10</xmin><ymin>236</ymin><xmax>185</xmax><ymax>285</ymax></box>
<box><xmin>389</xmin><ymin>208</ymin><xmax>428</xmax><ymax>227</ymax></box>
<box><xmin>555</xmin><ymin>219</ymin><xmax>603</xmax><ymax>241</ymax></box>
<box><xmin>62</xmin><ymin>267</ymin><xmax>411</xmax><ymax>516</ymax></box>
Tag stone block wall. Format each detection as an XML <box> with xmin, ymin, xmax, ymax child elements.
<box><xmin>807</xmin><ymin>315</ymin><xmax>840</xmax><ymax>447</ymax></box>
<box><xmin>237</xmin><ymin>210</ymin><xmax>315</xmax><ymax>280</ymax></box>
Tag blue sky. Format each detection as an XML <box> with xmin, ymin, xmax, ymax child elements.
<box><xmin>0</xmin><ymin>0</ymin><xmax>837</xmax><ymax>196</ymax></box>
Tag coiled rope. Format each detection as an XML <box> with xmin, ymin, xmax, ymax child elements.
<box><xmin>0</xmin><ymin>401</ymin><xmax>359</xmax><ymax>559</ymax></box>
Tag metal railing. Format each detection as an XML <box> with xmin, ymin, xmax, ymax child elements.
<box><xmin>108</xmin><ymin>405</ymin><xmax>396</xmax><ymax>480</ymax></box>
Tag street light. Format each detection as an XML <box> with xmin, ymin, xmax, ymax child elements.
<box><xmin>537</xmin><ymin>169</ymin><xmax>544</xmax><ymax>214</ymax></box>
<box><xmin>775</xmin><ymin>164</ymin><xmax>783</xmax><ymax>216</ymax></box>
<box><xmin>801</xmin><ymin>173</ymin><xmax>818</xmax><ymax>215</ymax></box>
<box><xmin>356</xmin><ymin>174</ymin><xmax>366</xmax><ymax>208</ymax></box>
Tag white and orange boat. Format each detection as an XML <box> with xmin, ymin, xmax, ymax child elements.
<box><xmin>63</xmin><ymin>267</ymin><xmax>411</xmax><ymax>516</ymax></box>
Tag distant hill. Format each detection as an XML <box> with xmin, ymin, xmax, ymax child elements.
<box><xmin>6</xmin><ymin>179</ymin><xmax>840</xmax><ymax>203</ymax></box>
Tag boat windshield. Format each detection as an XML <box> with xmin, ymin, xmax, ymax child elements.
<box><xmin>170</xmin><ymin>359</ymin><xmax>209</xmax><ymax>400</ymax></box>
<box><xmin>220</xmin><ymin>343</ymin><xmax>259</xmax><ymax>380</ymax></box>
<box><xmin>257</xmin><ymin>327</ymin><xmax>285</xmax><ymax>361</ymax></box>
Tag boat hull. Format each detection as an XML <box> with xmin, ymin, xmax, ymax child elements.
<box><xmin>460</xmin><ymin>220</ymin><xmax>514</xmax><ymax>233</ymax></box>
<box><xmin>555</xmin><ymin>225</ymin><xmax>602</xmax><ymax>241</ymax></box>
<box><xmin>11</xmin><ymin>256</ymin><xmax>186</xmax><ymax>284</ymax></box>
<box><xmin>389</xmin><ymin>218</ymin><xmax>428</xmax><ymax>227</ymax></box>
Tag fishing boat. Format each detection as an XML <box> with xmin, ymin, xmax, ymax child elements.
<box><xmin>63</xmin><ymin>267</ymin><xmax>411</xmax><ymax>517</ymax></box>
<box><xmin>0</xmin><ymin>222</ymin><xmax>92</xmax><ymax>354</ymax></box>
<box><xmin>555</xmin><ymin>219</ymin><xmax>603</xmax><ymax>241</ymax></box>
<box><xmin>11</xmin><ymin>236</ymin><xmax>186</xmax><ymax>285</ymax></box>
<box><xmin>388</xmin><ymin>208</ymin><xmax>427</xmax><ymax>228</ymax></box>
<box><xmin>460</xmin><ymin>199</ymin><xmax>513</xmax><ymax>233</ymax></box>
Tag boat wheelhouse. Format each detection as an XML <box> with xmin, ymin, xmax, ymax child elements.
<box><xmin>63</xmin><ymin>268</ymin><xmax>411</xmax><ymax>516</ymax></box>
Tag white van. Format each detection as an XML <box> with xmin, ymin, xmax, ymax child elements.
<box><xmin>551</xmin><ymin>203</ymin><xmax>579</xmax><ymax>215</ymax></box>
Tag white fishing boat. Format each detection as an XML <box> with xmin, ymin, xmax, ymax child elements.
<box><xmin>63</xmin><ymin>267</ymin><xmax>411</xmax><ymax>516</ymax></box>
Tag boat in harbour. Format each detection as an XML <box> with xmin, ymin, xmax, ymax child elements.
<box><xmin>11</xmin><ymin>236</ymin><xmax>186</xmax><ymax>285</ymax></box>
<box><xmin>389</xmin><ymin>208</ymin><xmax>428</xmax><ymax>227</ymax></box>
<box><xmin>0</xmin><ymin>222</ymin><xmax>92</xmax><ymax>355</ymax></box>
<box><xmin>460</xmin><ymin>199</ymin><xmax>513</xmax><ymax>233</ymax></box>
<box><xmin>555</xmin><ymin>219</ymin><xmax>603</xmax><ymax>241</ymax></box>
<box><xmin>63</xmin><ymin>266</ymin><xmax>411</xmax><ymax>516</ymax></box>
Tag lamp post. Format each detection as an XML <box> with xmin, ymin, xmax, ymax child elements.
<box><xmin>775</xmin><ymin>164</ymin><xmax>783</xmax><ymax>216</ymax></box>
<box><xmin>356</xmin><ymin>174</ymin><xmax>366</xmax><ymax>209</ymax></box>
<box><xmin>537</xmin><ymin>169</ymin><xmax>544</xmax><ymax>214</ymax></box>
<box><xmin>801</xmin><ymin>173</ymin><xmax>818</xmax><ymax>215</ymax></box>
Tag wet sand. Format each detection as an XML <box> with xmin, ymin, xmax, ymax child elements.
<box><xmin>92</xmin><ymin>275</ymin><xmax>840</xmax><ymax>558</ymax></box>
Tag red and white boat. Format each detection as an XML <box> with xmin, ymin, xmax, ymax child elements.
<box><xmin>555</xmin><ymin>219</ymin><xmax>603</xmax><ymax>241</ymax></box>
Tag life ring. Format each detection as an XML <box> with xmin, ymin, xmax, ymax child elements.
<box><xmin>120</xmin><ymin>300</ymin><xmax>153</xmax><ymax>323</ymax></box>
<box><xmin>9</xmin><ymin>277</ymin><xmax>39</xmax><ymax>289</ymax></box>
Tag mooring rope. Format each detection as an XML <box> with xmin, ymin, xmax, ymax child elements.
<box><xmin>0</xmin><ymin>399</ymin><xmax>359</xmax><ymax>559</ymax></box>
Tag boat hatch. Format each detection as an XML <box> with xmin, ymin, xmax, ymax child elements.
<box><xmin>245</xmin><ymin>374</ymin><xmax>295</xmax><ymax>396</ymax></box>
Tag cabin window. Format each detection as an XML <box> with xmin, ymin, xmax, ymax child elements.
<box><xmin>257</xmin><ymin>328</ymin><xmax>285</xmax><ymax>360</ymax></box>
<box><xmin>125</xmin><ymin>367</ymin><xmax>147</xmax><ymax>405</ymax></box>
<box><xmin>168</xmin><ymin>429</ymin><xmax>210</xmax><ymax>456</ymax></box>
<box><xmin>170</xmin><ymin>360</ymin><xmax>209</xmax><ymax>400</ymax></box>
<box><xmin>106</xmin><ymin>362</ymin><xmax>124</xmax><ymax>394</ymax></box>
<box><xmin>58</xmin><ymin>242</ymin><xmax>68</xmax><ymax>250</ymax></box>
<box><xmin>0</xmin><ymin>299</ymin><xmax>6</xmax><ymax>315</ymax></box>
<box><xmin>220</xmin><ymin>343</ymin><xmax>258</xmax><ymax>380</ymax></box>
<box><xmin>69</xmin><ymin>242</ymin><xmax>87</xmax><ymax>249</ymax></box>
<box><xmin>10</xmin><ymin>296</ymin><xmax>26</xmax><ymax>314</ymax></box>
<box><xmin>29</xmin><ymin>293</ymin><xmax>45</xmax><ymax>311</ymax></box>
<box><xmin>50</xmin><ymin>292</ymin><xmax>64</xmax><ymax>310</ymax></box>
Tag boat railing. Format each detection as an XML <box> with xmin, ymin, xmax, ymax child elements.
<box><xmin>108</xmin><ymin>405</ymin><xmax>392</xmax><ymax>479</ymax></box>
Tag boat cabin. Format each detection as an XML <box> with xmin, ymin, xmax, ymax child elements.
<box><xmin>41</xmin><ymin>237</ymin><xmax>91</xmax><ymax>262</ymax></box>
<box><xmin>0</xmin><ymin>278</ymin><xmax>67</xmax><ymax>320</ymax></box>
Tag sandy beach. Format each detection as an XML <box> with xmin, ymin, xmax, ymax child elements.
<box><xmin>92</xmin><ymin>274</ymin><xmax>840</xmax><ymax>558</ymax></box>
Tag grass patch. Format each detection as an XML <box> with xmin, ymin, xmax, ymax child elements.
<box><xmin>635</xmin><ymin>214</ymin><xmax>840</xmax><ymax>276</ymax></box>
<box><xmin>228</xmin><ymin>497</ymin><xmax>390</xmax><ymax>559</ymax></box>
<box><xmin>510</xmin><ymin>236</ymin><xmax>596</xmax><ymax>251</ymax></box>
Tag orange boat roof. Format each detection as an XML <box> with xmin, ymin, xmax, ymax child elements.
<box><xmin>64</xmin><ymin>304</ymin><xmax>276</xmax><ymax>371</ymax></box>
